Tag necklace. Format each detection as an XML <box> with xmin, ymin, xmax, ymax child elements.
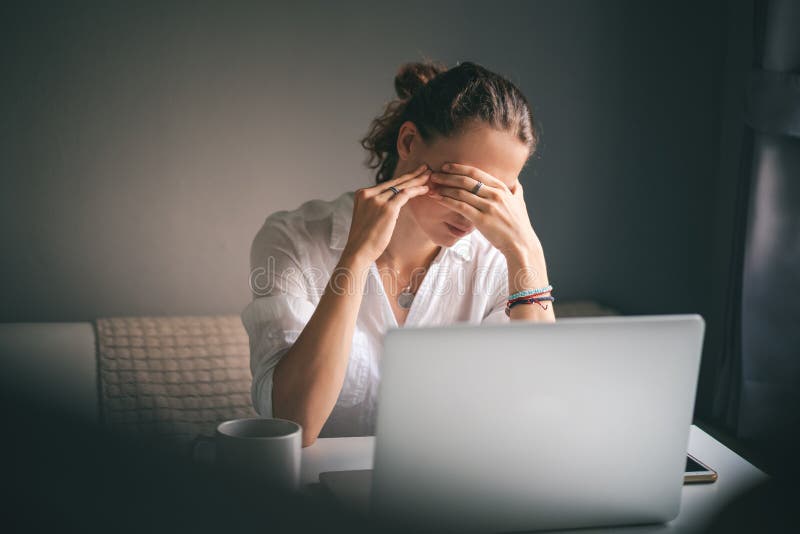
<box><xmin>379</xmin><ymin>250</ymin><xmax>435</xmax><ymax>309</ymax></box>
<box><xmin>388</xmin><ymin>265</ymin><xmax>423</xmax><ymax>309</ymax></box>
<box><xmin>397</xmin><ymin>274</ymin><xmax>419</xmax><ymax>309</ymax></box>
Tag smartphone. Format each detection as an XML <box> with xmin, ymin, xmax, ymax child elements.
<box><xmin>684</xmin><ymin>454</ymin><xmax>717</xmax><ymax>484</ymax></box>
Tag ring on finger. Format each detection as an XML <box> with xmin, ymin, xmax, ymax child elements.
<box><xmin>387</xmin><ymin>185</ymin><xmax>400</xmax><ymax>198</ymax></box>
<box><xmin>471</xmin><ymin>181</ymin><xmax>483</xmax><ymax>195</ymax></box>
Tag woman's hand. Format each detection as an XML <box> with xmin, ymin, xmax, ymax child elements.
<box><xmin>427</xmin><ymin>162</ymin><xmax>541</xmax><ymax>258</ymax></box>
<box><xmin>342</xmin><ymin>163</ymin><xmax>432</xmax><ymax>264</ymax></box>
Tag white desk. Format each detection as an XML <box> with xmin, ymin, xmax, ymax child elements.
<box><xmin>301</xmin><ymin>425</ymin><xmax>768</xmax><ymax>533</ymax></box>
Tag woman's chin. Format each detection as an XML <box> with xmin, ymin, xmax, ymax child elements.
<box><xmin>433</xmin><ymin>230</ymin><xmax>464</xmax><ymax>246</ymax></box>
<box><xmin>424</xmin><ymin>230</ymin><xmax>455</xmax><ymax>247</ymax></box>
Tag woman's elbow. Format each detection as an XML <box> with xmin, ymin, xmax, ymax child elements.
<box><xmin>272</xmin><ymin>396</ymin><xmax>322</xmax><ymax>448</ymax></box>
<box><xmin>277</xmin><ymin>410</ymin><xmax>319</xmax><ymax>448</ymax></box>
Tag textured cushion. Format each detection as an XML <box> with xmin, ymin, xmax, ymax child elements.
<box><xmin>95</xmin><ymin>315</ymin><xmax>256</xmax><ymax>450</ymax></box>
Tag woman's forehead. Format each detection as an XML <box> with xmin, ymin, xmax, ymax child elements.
<box><xmin>427</xmin><ymin>124</ymin><xmax>529</xmax><ymax>186</ymax></box>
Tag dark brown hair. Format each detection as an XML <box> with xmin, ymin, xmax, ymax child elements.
<box><xmin>360</xmin><ymin>60</ymin><xmax>538</xmax><ymax>184</ymax></box>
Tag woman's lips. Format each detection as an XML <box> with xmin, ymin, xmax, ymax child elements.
<box><xmin>445</xmin><ymin>222</ymin><xmax>469</xmax><ymax>236</ymax></box>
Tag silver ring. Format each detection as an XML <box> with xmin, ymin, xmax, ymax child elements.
<box><xmin>471</xmin><ymin>181</ymin><xmax>483</xmax><ymax>195</ymax></box>
<box><xmin>388</xmin><ymin>186</ymin><xmax>400</xmax><ymax>197</ymax></box>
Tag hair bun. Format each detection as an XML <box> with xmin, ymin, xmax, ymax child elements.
<box><xmin>394</xmin><ymin>60</ymin><xmax>448</xmax><ymax>100</ymax></box>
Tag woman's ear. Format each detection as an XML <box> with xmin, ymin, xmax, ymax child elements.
<box><xmin>396</xmin><ymin>121</ymin><xmax>418</xmax><ymax>161</ymax></box>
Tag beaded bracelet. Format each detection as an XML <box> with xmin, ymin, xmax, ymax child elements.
<box><xmin>507</xmin><ymin>285</ymin><xmax>553</xmax><ymax>301</ymax></box>
<box><xmin>504</xmin><ymin>295</ymin><xmax>555</xmax><ymax>317</ymax></box>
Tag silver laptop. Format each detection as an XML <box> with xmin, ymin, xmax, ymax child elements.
<box><xmin>321</xmin><ymin>314</ymin><xmax>705</xmax><ymax>532</ymax></box>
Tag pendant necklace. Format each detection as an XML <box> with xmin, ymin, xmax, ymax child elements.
<box><xmin>381</xmin><ymin>246</ymin><xmax>441</xmax><ymax>310</ymax></box>
<box><xmin>380</xmin><ymin>254</ymin><xmax>424</xmax><ymax>310</ymax></box>
<box><xmin>393</xmin><ymin>267</ymin><xmax>421</xmax><ymax>309</ymax></box>
<box><xmin>397</xmin><ymin>277</ymin><xmax>417</xmax><ymax>309</ymax></box>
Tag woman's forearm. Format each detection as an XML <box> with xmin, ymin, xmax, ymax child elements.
<box><xmin>505</xmin><ymin>243</ymin><xmax>556</xmax><ymax>323</ymax></box>
<box><xmin>271</xmin><ymin>252</ymin><xmax>371</xmax><ymax>447</ymax></box>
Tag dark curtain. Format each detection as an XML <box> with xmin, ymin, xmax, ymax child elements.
<box><xmin>713</xmin><ymin>0</ymin><xmax>800</xmax><ymax>467</ymax></box>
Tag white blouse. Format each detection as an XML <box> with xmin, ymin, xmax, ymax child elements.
<box><xmin>241</xmin><ymin>190</ymin><xmax>510</xmax><ymax>437</ymax></box>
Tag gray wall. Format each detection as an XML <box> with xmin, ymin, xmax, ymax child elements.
<box><xmin>2</xmin><ymin>0</ymin><xmax>733</xmax><ymax>326</ymax></box>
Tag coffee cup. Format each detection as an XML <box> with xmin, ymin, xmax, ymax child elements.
<box><xmin>213</xmin><ymin>417</ymin><xmax>302</xmax><ymax>492</ymax></box>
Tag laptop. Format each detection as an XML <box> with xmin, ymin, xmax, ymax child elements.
<box><xmin>320</xmin><ymin>314</ymin><xmax>705</xmax><ymax>532</ymax></box>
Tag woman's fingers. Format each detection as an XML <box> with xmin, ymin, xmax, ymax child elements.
<box><xmin>430</xmin><ymin>194</ymin><xmax>483</xmax><ymax>221</ymax></box>
<box><xmin>441</xmin><ymin>163</ymin><xmax>511</xmax><ymax>193</ymax></box>
<box><xmin>387</xmin><ymin>183</ymin><xmax>430</xmax><ymax>205</ymax></box>
<box><xmin>395</xmin><ymin>163</ymin><xmax>430</xmax><ymax>184</ymax></box>
<box><xmin>430</xmin><ymin>173</ymin><xmax>502</xmax><ymax>202</ymax></box>
<box><xmin>377</xmin><ymin>168</ymin><xmax>432</xmax><ymax>199</ymax></box>
<box><xmin>370</xmin><ymin>163</ymin><xmax>429</xmax><ymax>195</ymax></box>
<box><xmin>430</xmin><ymin>185</ymin><xmax>491</xmax><ymax>212</ymax></box>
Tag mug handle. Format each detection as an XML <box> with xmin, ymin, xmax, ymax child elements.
<box><xmin>192</xmin><ymin>434</ymin><xmax>217</xmax><ymax>465</ymax></box>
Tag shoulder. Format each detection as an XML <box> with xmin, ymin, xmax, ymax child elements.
<box><xmin>255</xmin><ymin>191</ymin><xmax>354</xmax><ymax>246</ymax></box>
<box><xmin>263</xmin><ymin>191</ymin><xmax>353</xmax><ymax>235</ymax></box>
<box><xmin>250</xmin><ymin>191</ymin><xmax>355</xmax><ymax>267</ymax></box>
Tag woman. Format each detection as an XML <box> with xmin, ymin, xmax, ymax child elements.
<box><xmin>242</xmin><ymin>60</ymin><xmax>555</xmax><ymax>447</ymax></box>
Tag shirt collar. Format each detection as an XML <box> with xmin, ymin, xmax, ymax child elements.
<box><xmin>330</xmin><ymin>190</ymin><xmax>473</xmax><ymax>262</ymax></box>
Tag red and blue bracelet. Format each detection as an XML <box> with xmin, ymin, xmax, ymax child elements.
<box><xmin>505</xmin><ymin>287</ymin><xmax>555</xmax><ymax>316</ymax></box>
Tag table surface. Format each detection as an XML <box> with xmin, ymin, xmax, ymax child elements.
<box><xmin>301</xmin><ymin>425</ymin><xmax>768</xmax><ymax>533</ymax></box>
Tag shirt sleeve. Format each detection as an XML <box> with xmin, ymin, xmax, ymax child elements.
<box><xmin>481</xmin><ymin>253</ymin><xmax>510</xmax><ymax>324</ymax></box>
<box><xmin>481</xmin><ymin>288</ymin><xmax>510</xmax><ymax>324</ymax></box>
<box><xmin>241</xmin><ymin>218</ymin><xmax>319</xmax><ymax>418</ymax></box>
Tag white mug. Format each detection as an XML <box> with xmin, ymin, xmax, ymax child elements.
<box><xmin>213</xmin><ymin>417</ymin><xmax>302</xmax><ymax>493</ymax></box>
